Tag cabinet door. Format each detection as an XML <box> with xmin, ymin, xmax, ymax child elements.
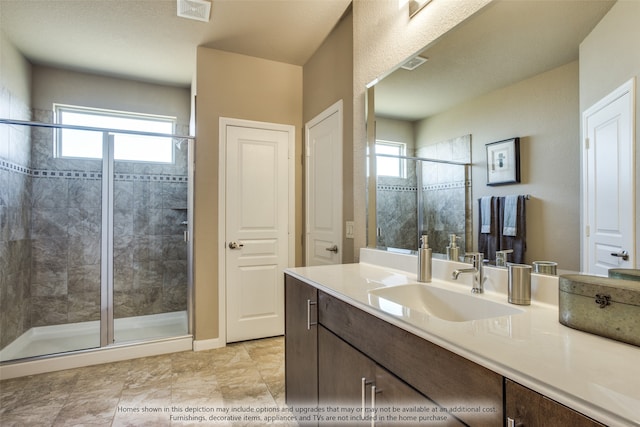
<box><xmin>505</xmin><ymin>379</ymin><xmax>605</xmax><ymax>426</ymax></box>
<box><xmin>285</xmin><ymin>275</ymin><xmax>318</xmax><ymax>409</ymax></box>
<box><xmin>374</xmin><ymin>368</ymin><xmax>464</xmax><ymax>427</ymax></box>
<box><xmin>319</xmin><ymin>326</ymin><xmax>464</xmax><ymax>427</ymax></box>
<box><xmin>319</xmin><ymin>325</ymin><xmax>374</xmax><ymax>427</ymax></box>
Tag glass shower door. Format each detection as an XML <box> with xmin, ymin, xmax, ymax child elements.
<box><xmin>0</xmin><ymin>124</ymin><xmax>104</xmax><ymax>362</ymax></box>
<box><xmin>111</xmin><ymin>133</ymin><xmax>189</xmax><ymax>344</ymax></box>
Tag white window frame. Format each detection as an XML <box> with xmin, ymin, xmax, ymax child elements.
<box><xmin>54</xmin><ymin>104</ymin><xmax>177</xmax><ymax>164</ymax></box>
<box><xmin>375</xmin><ymin>140</ymin><xmax>407</xmax><ymax>178</ymax></box>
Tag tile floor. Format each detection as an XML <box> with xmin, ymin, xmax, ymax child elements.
<box><xmin>0</xmin><ymin>337</ymin><xmax>296</xmax><ymax>426</ymax></box>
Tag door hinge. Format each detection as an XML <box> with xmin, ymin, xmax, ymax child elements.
<box><xmin>586</xmin><ymin>225</ymin><xmax>590</xmax><ymax>237</ymax></box>
<box><xmin>584</xmin><ymin>137</ymin><xmax>590</xmax><ymax>149</ymax></box>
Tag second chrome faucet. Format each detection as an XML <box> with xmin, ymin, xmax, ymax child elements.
<box><xmin>452</xmin><ymin>252</ymin><xmax>485</xmax><ymax>293</ymax></box>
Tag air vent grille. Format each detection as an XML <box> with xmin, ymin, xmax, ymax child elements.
<box><xmin>400</xmin><ymin>56</ymin><xmax>428</xmax><ymax>71</ymax></box>
<box><xmin>177</xmin><ymin>0</ymin><xmax>211</xmax><ymax>22</ymax></box>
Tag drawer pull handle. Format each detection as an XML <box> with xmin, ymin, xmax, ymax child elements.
<box><xmin>507</xmin><ymin>417</ymin><xmax>523</xmax><ymax>427</ymax></box>
<box><xmin>371</xmin><ymin>385</ymin><xmax>382</xmax><ymax>427</ymax></box>
<box><xmin>361</xmin><ymin>377</ymin><xmax>373</xmax><ymax>419</ymax></box>
<box><xmin>306</xmin><ymin>300</ymin><xmax>317</xmax><ymax>330</ymax></box>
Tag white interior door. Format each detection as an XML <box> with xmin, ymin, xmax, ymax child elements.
<box><xmin>583</xmin><ymin>79</ymin><xmax>636</xmax><ymax>275</ymax></box>
<box><xmin>305</xmin><ymin>100</ymin><xmax>343</xmax><ymax>266</ymax></box>
<box><xmin>224</xmin><ymin>122</ymin><xmax>292</xmax><ymax>342</ymax></box>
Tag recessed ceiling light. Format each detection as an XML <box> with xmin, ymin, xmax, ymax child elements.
<box><xmin>177</xmin><ymin>0</ymin><xmax>211</xmax><ymax>23</ymax></box>
<box><xmin>400</xmin><ymin>55</ymin><xmax>428</xmax><ymax>71</ymax></box>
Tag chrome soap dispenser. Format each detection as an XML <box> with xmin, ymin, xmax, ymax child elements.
<box><xmin>418</xmin><ymin>235</ymin><xmax>432</xmax><ymax>283</ymax></box>
<box><xmin>446</xmin><ymin>234</ymin><xmax>460</xmax><ymax>261</ymax></box>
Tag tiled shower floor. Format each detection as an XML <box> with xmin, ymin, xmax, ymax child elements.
<box><xmin>0</xmin><ymin>337</ymin><xmax>294</xmax><ymax>426</ymax></box>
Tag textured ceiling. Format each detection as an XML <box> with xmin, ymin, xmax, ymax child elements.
<box><xmin>0</xmin><ymin>0</ymin><xmax>351</xmax><ymax>87</ymax></box>
<box><xmin>374</xmin><ymin>0</ymin><xmax>616</xmax><ymax>121</ymax></box>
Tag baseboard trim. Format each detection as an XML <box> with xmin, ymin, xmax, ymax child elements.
<box><xmin>192</xmin><ymin>337</ymin><xmax>225</xmax><ymax>352</ymax></box>
<box><xmin>0</xmin><ymin>336</ymin><xmax>193</xmax><ymax>380</ymax></box>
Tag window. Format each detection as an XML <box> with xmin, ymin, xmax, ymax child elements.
<box><xmin>376</xmin><ymin>140</ymin><xmax>407</xmax><ymax>178</ymax></box>
<box><xmin>54</xmin><ymin>104</ymin><xmax>176</xmax><ymax>163</ymax></box>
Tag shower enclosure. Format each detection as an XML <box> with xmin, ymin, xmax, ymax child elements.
<box><xmin>373</xmin><ymin>153</ymin><xmax>471</xmax><ymax>256</ymax></box>
<box><xmin>0</xmin><ymin>118</ymin><xmax>193</xmax><ymax>363</ymax></box>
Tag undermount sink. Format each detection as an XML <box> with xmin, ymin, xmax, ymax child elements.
<box><xmin>368</xmin><ymin>284</ymin><xmax>524</xmax><ymax>322</ymax></box>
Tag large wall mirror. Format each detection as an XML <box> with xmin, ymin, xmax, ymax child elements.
<box><xmin>366</xmin><ymin>0</ymin><xmax>617</xmax><ymax>269</ymax></box>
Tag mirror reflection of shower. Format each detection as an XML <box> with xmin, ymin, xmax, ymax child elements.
<box><xmin>373</xmin><ymin>134</ymin><xmax>472</xmax><ymax>255</ymax></box>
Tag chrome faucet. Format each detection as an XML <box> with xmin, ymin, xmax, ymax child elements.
<box><xmin>452</xmin><ymin>252</ymin><xmax>485</xmax><ymax>293</ymax></box>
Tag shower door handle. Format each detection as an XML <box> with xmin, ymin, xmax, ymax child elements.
<box><xmin>228</xmin><ymin>241</ymin><xmax>244</xmax><ymax>250</ymax></box>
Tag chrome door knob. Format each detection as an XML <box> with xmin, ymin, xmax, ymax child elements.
<box><xmin>228</xmin><ymin>241</ymin><xmax>244</xmax><ymax>250</ymax></box>
<box><xmin>325</xmin><ymin>245</ymin><xmax>339</xmax><ymax>254</ymax></box>
<box><xmin>610</xmin><ymin>250</ymin><xmax>629</xmax><ymax>261</ymax></box>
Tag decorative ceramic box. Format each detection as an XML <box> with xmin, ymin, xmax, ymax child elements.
<box><xmin>559</xmin><ymin>274</ymin><xmax>640</xmax><ymax>347</ymax></box>
<box><xmin>609</xmin><ymin>268</ymin><xmax>640</xmax><ymax>282</ymax></box>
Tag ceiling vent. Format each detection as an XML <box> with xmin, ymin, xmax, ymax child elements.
<box><xmin>177</xmin><ymin>0</ymin><xmax>211</xmax><ymax>22</ymax></box>
<box><xmin>400</xmin><ymin>55</ymin><xmax>428</xmax><ymax>71</ymax></box>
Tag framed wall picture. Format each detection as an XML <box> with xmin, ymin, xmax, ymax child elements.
<box><xmin>486</xmin><ymin>137</ymin><xmax>520</xmax><ymax>186</ymax></box>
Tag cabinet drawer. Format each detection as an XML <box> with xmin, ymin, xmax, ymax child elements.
<box><xmin>505</xmin><ymin>379</ymin><xmax>604</xmax><ymax>426</ymax></box>
<box><xmin>319</xmin><ymin>290</ymin><xmax>503</xmax><ymax>426</ymax></box>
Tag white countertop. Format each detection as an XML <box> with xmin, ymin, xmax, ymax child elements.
<box><xmin>285</xmin><ymin>250</ymin><xmax>640</xmax><ymax>427</ymax></box>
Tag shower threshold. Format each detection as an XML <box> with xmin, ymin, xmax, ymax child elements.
<box><xmin>0</xmin><ymin>311</ymin><xmax>188</xmax><ymax>362</ymax></box>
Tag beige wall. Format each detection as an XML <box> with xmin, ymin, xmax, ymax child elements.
<box><xmin>352</xmin><ymin>0</ymin><xmax>492</xmax><ymax>261</ymax></box>
<box><xmin>31</xmin><ymin>66</ymin><xmax>191</xmax><ymax>127</ymax></box>
<box><xmin>0</xmin><ymin>30</ymin><xmax>31</xmax><ymax>112</ymax></box>
<box><xmin>194</xmin><ymin>47</ymin><xmax>303</xmax><ymax>341</ymax></box>
<box><xmin>580</xmin><ymin>0</ymin><xmax>640</xmax><ymax>265</ymax></box>
<box><xmin>303</xmin><ymin>8</ymin><xmax>354</xmax><ymax>263</ymax></box>
<box><xmin>376</xmin><ymin>117</ymin><xmax>415</xmax><ymax>154</ymax></box>
<box><xmin>415</xmin><ymin>61</ymin><xmax>580</xmax><ymax>270</ymax></box>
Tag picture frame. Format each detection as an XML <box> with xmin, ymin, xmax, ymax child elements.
<box><xmin>486</xmin><ymin>137</ymin><xmax>520</xmax><ymax>186</ymax></box>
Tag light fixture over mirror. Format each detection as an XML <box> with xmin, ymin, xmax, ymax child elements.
<box><xmin>410</xmin><ymin>0</ymin><xmax>432</xmax><ymax>18</ymax></box>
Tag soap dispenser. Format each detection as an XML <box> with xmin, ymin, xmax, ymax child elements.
<box><xmin>446</xmin><ymin>234</ymin><xmax>460</xmax><ymax>261</ymax></box>
<box><xmin>418</xmin><ymin>235</ymin><xmax>432</xmax><ymax>283</ymax></box>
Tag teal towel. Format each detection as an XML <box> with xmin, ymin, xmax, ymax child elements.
<box><xmin>503</xmin><ymin>195</ymin><xmax>518</xmax><ymax>236</ymax></box>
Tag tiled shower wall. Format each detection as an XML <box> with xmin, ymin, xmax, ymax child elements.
<box><xmin>376</xmin><ymin>170</ymin><xmax>418</xmax><ymax>251</ymax></box>
<box><xmin>29</xmin><ymin>109</ymin><xmax>189</xmax><ymax>326</ymax></box>
<box><xmin>0</xmin><ymin>107</ymin><xmax>189</xmax><ymax>350</ymax></box>
<box><xmin>419</xmin><ymin>135</ymin><xmax>471</xmax><ymax>255</ymax></box>
<box><xmin>0</xmin><ymin>87</ymin><xmax>33</xmax><ymax>350</ymax></box>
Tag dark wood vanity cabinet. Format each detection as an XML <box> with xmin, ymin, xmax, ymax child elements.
<box><xmin>285</xmin><ymin>274</ymin><xmax>499</xmax><ymax>426</ymax></box>
<box><xmin>285</xmin><ymin>274</ymin><xmax>606</xmax><ymax>427</ymax></box>
<box><xmin>318</xmin><ymin>289</ymin><xmax>501</xmax><ymax>426</ymax></box>
<box><xmin>505</xmin><ymin>379</ymin><xmax>605</xmax><ymax>427</ymax></box>
<box><xmin>284</xmin><ymin>275</ymin><xmax>318</xmax><ymax>410</ymax></box>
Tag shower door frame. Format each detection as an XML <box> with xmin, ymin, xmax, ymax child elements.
<box><xmin>0</xmin><ymin>118</ymin><xmax>194</xmax><ymax>361</ymax></box>
<box><xmin>101</xmin><ymin>132</ymin><xmax>115</xmax><ymax>346</ymax></box>
<box><xmin>100</xmin><ymin>128</ymin><xmax>195</xmax><ymax>348</ymax></box>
